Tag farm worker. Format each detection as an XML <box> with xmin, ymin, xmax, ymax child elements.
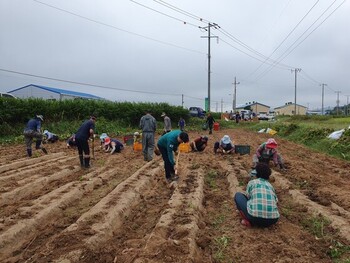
<box><xmin>178</xmin><ymin>117</ymin><xmax>186</xmax><ymax>131</ymax></box>
<box><xmin>133</xmin><ymin>132</ymin><xmax>142</xmax><ymax>143</ymax></box>
<box><xmin>190</xmin><ymin>135</ymin><xmax>209</xmax><ymax>152</ymax></box>
<box><xmin>157</xmin><ymin>130</ymin><xmax>189</xmax><ymax>183</ymax></box>
<box><xmin>161</xmin><ymin>112</ymin><xmax>172</xmax><ymax>135</ymax></box>
<box><xmin>139</xmin><ymin>110</ymin><xmax>157</xmax><ymax>161</ymax></box>
<box><xmin>234</xmin><ymin>163</ymin><xmax>280</xmax><ymax>227</ymax></box>
<box><xmin>23</xmin><ymin>114</ymin><xmax>48</xmax><ymax>157</ymax></box>
<box><xmin>99</xmin><ymin>133</ymin><xmax>108</xmax><ymax>148</ymax></box>
<box><xmin>75</xmin><ymin>115</ymin><xmax>96</xmax><ymax>168</ymax></box>
<box><xmin>43</xmin><ymin>130</ymin><xmax>59</xmax><ymax>143</ymax></box>
<box><xmin>104</xmin><ymin>137</ymin><xmax>124</xmax><ymax>154</ymax></box>
<box><xmin>252</xmin><ymin>138</ymin><xmax>285</xmax><ymax>170</ymax></box>
<box><xmin>235</xmin><ymin>112</ymin><xmax>240</xmax><ymax>124</ymax></box>
<box><xmin>66</xmin><ymin>134</ymin><xmax>76</xmax><ymax>148</ymax></box>
<box><xmin>214</xmin><ymin>135</ymin><xmax>235</xmax><ymax>154</ymax></box>
<box><xmin>206</xmin><ymin>113</ymin><xmax>215</xmax><ymax>134</ymax></box>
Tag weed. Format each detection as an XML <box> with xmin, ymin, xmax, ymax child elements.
<box><xmin>213</xmin><ymin>235</ymin><xmax>231</xmax><ymax>262</ymax></box>
<box><xmin>205</xmin><ymin>170</ymin><xmax>218</xmax><ymax>189</ymax></box>
<box><xmin>212</xmin><ymin>214</ymin><xmax>226</xmax><ymax>229</ymax></box>
<box><xmin>301</xmin><ymin>215</ymin><xmax>331</xmax><ymax>238</ymax></box>
<box><xmin>328</xmin><ymin>241</ymin><xmax>350</xmax><ymax>259</ymax></box>
<box><xmin>189</xmin><ymin>163</ymin><xmax>200</xmax><ymax>170</ymax></box>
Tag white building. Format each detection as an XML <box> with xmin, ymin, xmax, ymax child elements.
<box><xmin>8</xmin><ymin>84</ymin><xmax>102</xmax><ymax>101</ymax></box>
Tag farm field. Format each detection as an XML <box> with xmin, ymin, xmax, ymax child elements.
<box><xmin>0</xmin><ymin>128</ymin><xmax>349</xmax><ymax>263</ymax></box>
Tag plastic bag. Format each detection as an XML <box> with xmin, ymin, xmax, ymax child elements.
<box><xmin>327</xmin><ymin>129</ymin><xmax>345</xmax><ymax>140</ymax></box>
<box><xmin>258</xmin><ymin>128</ymin><xmax>266</xmax><ymax>133</ymax></box>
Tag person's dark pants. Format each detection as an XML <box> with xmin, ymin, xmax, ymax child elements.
<box><xmin>234</xmin><ymin>192</ymin><xmax>279</xmax><ymax>228</ymax></box>
<box><xmin>208</xmin><ymin>124</ymin><xmax>213</xmax><ymax>134</ymax></box>
<box><xmin>158</xmin><ymin>144</ymin><xmax>175</xmax><ymax>180</ymax></box>
<box><xmin>76</xmin><ymin>138</ymin><xmax>90</xmax><ymax>167</ymax></box>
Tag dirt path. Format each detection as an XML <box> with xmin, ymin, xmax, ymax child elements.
<box><xmin>0</xmin><ymin>128</ymin><xmax>349</xmax><ymax>262</ymax></box>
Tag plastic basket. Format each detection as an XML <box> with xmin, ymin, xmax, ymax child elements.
<box><xmin>125</xmin><ymin>138</ymin><xmax>134</xmax><ymax>146</ymax></box>
<box><xmin>235</xmin><ymin>145</ymin><xmax>250</xmax><ymax>155</ymax></box>
<box><xmin>179</xmin><ymin>142</ymin><xmax>190</xmax><ymax>153</ymax></box>
<box><xmin>133</xmin><ymin>142</ymin><xmax>142</xmax><ymax>151</ymax></box>
<box><xmin>123</xmin><ymin>134</ymin><xmax>133</xmax><ymax>143</ymax></box>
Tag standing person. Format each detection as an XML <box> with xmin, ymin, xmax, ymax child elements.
<box><xmin>234</xmin><ymin>163</ymin><xmax>280</xmax><ymax>227</ymax></box>
<box><xmin>190</xmin><ymin>135</ymin><xmax>208</xmax><ymax>152</ymax></box>
<box><xmin>139</xmin><ymin>110</ymin><xmax>157</xmax><ymax>161</ymax></box>
<box><xmin>157</xmin><ymin>130</ymin><xmax>189</xmax><ymax>183</ymax></box>
<box><xmin>178</xmin><ymin>117</ymin><xmax>186</xmax><ymax>131</ymax></box>
<box><xmin>161</xmin><ymin>112</ymin><xmax>172</xmax><ymax>135</ymax></box>
<box><xmin>214</xmin><ymin>135</ymin><xmax>235</xmax><ymax>154</ymax></box>
<box><xmin>206</xmin><ymin>113</ymin><xmax>215</xmax><ymax>134</ymax></box>
<box><xmin>235</xmin><ymin>112</ymin><xmax>240</xmax><ymax>124</ymax></box>
<box><xmin>252</xmin><ymin>138</ymin><xmax>285</xmax><ymax>170</ymax></box>
<box><xmin>23</xmin><ymin>115</ymin><xmax>47</xmax><ymax>157</ymax></box>
<box><xmin>75</xmin><ymin>115</ymin><xmax>96</xmax><ymax>168</ymax></box>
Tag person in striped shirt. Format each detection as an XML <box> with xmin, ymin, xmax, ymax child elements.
<box><xmin>234</xmin><ymin>162</ymin><xmax>280</xmax><ymax>227</ymax></box>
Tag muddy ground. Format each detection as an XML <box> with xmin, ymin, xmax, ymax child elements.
<box><xmin>0</xmin><ymin>128</ymin><xmax>349</xmax><ymax>263</ymax></box>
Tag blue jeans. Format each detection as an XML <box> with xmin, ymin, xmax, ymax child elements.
<box><xmin>234</xmin><ymin>192</ymin><xmax>278</xmax><ymax>227</ymax></box>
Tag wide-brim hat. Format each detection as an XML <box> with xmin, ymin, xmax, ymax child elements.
<box><xmin>104</xmin><ymin>137</ymin><xmax>111</xmax><ymax>145</ymax></box>
<box><xmin>100</xmin><ymin>133</ymin><xmax>108</xmax><ymax>140</ymax></box>
<box><xmin>161</xmin><ymin>112</ymin><xmax>166</xmax><ymax>117</ymax></box>
<box><xmin>266</xmin><ymin>138</ymin><xmax>277</xmax><ymax>148</ymax></box>
<box><xmin>221</xmin><ymin>135</ymin><xmax>231</xmax><ymax>144</ymax></box>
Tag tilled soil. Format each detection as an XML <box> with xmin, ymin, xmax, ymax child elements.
<box><xmin>0</xmin><ymin>128</ymin><xmax>349</xmax><ymax>263</ymax></box>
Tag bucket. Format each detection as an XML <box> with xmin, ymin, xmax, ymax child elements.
<box><xmin>235</xmin><ymin>145</ymin><xmax>250</xmax><ymax>155</ymax></box>
<box><xmin>133</xmin><ymin>142</ymin><xmax>142</xmax><ymax>151</ymax></box>
<box><xmin>179</xmin><ymin>142</ymin><xmax>190</xmax><ymax>153</ymax></box>
<box><xmin>213</xmin><ymin>122</ymin><xmax>220</xmax><ymax>131</ymax></box>
<box><xmin>125</xmin><ymin>138</ymin><xmax>134</xmax><ymax>146</ymax></box>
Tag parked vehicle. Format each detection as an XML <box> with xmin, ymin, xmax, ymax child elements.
<box><xmin>240</xmin><ymin>110</ymin><xmax>251</xmax><ymax>120</ymax></box>
<box><xmin>189</xmin><ymin>107</ymin><xmax>206</xmax><ymax>118</ymax></box>
<box><xmin>257</xmin><ymin>112</ymin><xmax>268</xmax><ymax>120</ymax></box>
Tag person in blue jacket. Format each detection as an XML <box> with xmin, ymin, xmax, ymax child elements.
<box><xmin>75</xmin><ymin>115</ymin><xmax>96</xmax><ymax>168</ymax></box>
<box><xmin>23</xmin><ymin>115</ymin><xmax>47</xmax><ymax>157</ymax></box>
<box><xmin>157</xmin><ymin>130</ymin><xmax>189</xmax><ymax>183</ymax></box>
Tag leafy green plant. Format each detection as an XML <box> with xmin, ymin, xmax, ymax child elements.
<box><xmin>328</xmin><ymin>241</ymin><xmax>350</xmax><ymax>259</ymax></box>
<box><xmin>301</xmin><ymin>215</ymin><xmax>331</xmax><ymax>238</ymax></box>
<box><xmin>213</xmin><ymin>235</ymin><xmax>231</xmax><ymax>262</ymax></box>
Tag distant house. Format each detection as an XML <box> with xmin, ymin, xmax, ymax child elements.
<box><xmin>235</xmin><ymin>101</ymin><xmax>270</xmax><ymax>115</ymax></box>
<box><xmin>8</xmin><ymin>84</ymin><xmax>102</xmax><ymax>101</ymax></box>
<box><xmin>274</xmin><ymin>102</ymin><xmax>307</xmax><ymax>115</ymax></box>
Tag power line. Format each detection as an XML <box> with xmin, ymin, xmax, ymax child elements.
<box><xmin>32</xmin><ymin>0</ymin><xmax>205</xmax><ymax>55</ymax></box>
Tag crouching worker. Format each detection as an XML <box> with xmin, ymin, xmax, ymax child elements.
<box><xmin>234</xmin><ymin>163</ymin><xmax>279</xmax><ymax>227</ymax></box>
<box><xmin>104</xmin><ymin>137</ymin><xmax>124</xmax><ymax>154</ymax></box>
<box><xmin>43</xmin><ymin>130</ymin><xmax>59</xmax><ymax>143</ymax></box>
<box><xmin>66</xmin><ymin>134</ymin><xmax>76</xmax><ymax>148</ymax></box>
<box><xmin>190</xmin><ymin>135</ymin><xmax>208</xmax><ymax>152</ymax></box>
<box><xmin>214</xmin><ymin>135</ymin><xmax>235</xmax><ymax>154</ymax></box>
<box><xmin>157</xmin><ymin>130</ymin><xmax>189</xmax><ymax>183</ymax></box>
<box><xmin>23</xmin><ymin>114</ymin><xmax>48</xmax><ymax>157</ymax></box>
<box><xmin>252</xmin><ymin>138</ymin><xmax>285</xmax><ymax>170</ymax></box>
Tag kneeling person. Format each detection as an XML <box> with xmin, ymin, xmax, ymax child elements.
<box><xmin>190</xmin><ymin>135</ymin><xmax>208</xmax><ymax>152</ymax></box>
<box><xmin>214</xmin><ymin>135</ymin><xmax>235</xmax><ymax>154</ymax></box>
<box><xmin>104</xmin><ymin>137</ymin><xmax>124</xmax><ymax>154</ymax></box>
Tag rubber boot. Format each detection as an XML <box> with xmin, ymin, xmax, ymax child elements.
<box><xmin>84</xmin><ymin>157</ymin><xmax>90</xmax><ymax>168</ymax></box>
<box><xmin>27</xmin><ymin>149</ymin><xmax>32</xmax><ymax>157</ymax></box>
<box><xmin>35</xmin><ymin>140</ymin><xmax>42</xmax><ymax>149</ymax></box>
<box><xmin>79</xmin><ymin>155</ymin><xmax>84</xmax><ymax>167</ymax></box>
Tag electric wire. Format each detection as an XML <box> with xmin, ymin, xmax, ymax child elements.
<box><xmin>130</xmin><ymin>0</ymin><xmax>201</xmax><ymax>28</ymax></box>
<box><xmin>32</xmin><ymin>0</ymin><xmax>205</xmax><ymax>55</ymax></box>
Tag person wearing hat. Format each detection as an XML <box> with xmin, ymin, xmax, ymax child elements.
<box><xmin>252</xmin><ymin>138</ymin><xmax>285</xmax><ymax>170</ymax></box>
<box><xmin>139</xmin><ymin>110</ymin><xmax>157</xmax><ymax>161</ymax></box>
<box><xmin>43</xmin><ymin>130</ymin><xmax>59</xmax><ymax>143</ymax></box>
<box><xmin>75</xmin><ymin>115</ymin><xmax>96</xmax><ymax>168</ymax></box>
<box><xmin>23</xmin><ymin>115</ymin><xmax>47</xmax><ymax>157</ymax></box>
<box><xmin>234</xmin><ymin>162</ymin><xmax>280</xmax><ymax>228</ymax></box>
<box><xmin>190</xmin><ymin>135</ymin><xmax>209</xmax><ymax>152</ymax></box>
<box><xmin>99</xmin><ymin>133</ymin><xmax>108</xmax><ymax>148</ymax></box>
<box><xmin>214</xmin><ymin>135</ymin><xmax>235</xmax><ymax>154</ymax></box>
<box><xmin>157</xmin><ymin>130</ymin><xmax>189</xmax><ymax>183</ymax></box>
<box><xmin>206</xmin><ymin>113</ymin><xmax>215</xmax><ymax>134</ymax></box>
<box><xmin>161</xmin><ymin>112</ymin><xmax>172</xmax><ymax>135</ymax></box>
<box><xmin>104</xmin><ymin>137</ymin><xmax>124</xmax><ymax>154</ymax></box>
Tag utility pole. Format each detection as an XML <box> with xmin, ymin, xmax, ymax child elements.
<box><xmin>346</xmin><ymin>95</ymin><xmax>350</xmax><ymax>116</ymax></box>
<box><xmin>215</xmin><ymin>101</ymin><xmax>218</xmax><ymax>112</ymax></box>
<box><xmin>335</xmin><ymin>91</ymin><xmax>341</xmax><ymax>115</ymax></box>
<box><xmin>232</xmin><ymin>77</ymin><xmax>240</xmax><ymax>112</ymax></box>
<box><xmin>291</xmin><ymin>68</ymin><xmax>301</xmax><ymax>115</ymax></box>
<box><xmin>320</xmin><ymin>84</ymin><xmax>327</xmax><ymax>115</ymax></box>
<box><xmin>221</xmin><ymin>98</ymin><xmax>223</xmax><ymax>113</ymax></box>
<box><xmin>181</xmin><ymin>94</ymin><xmax>184</xmax><ymax>108</ymax></box>
<box><xmin>201</xmin><ymin>23</ymin><xmax>219</xmax><ymax>112</ymax></box>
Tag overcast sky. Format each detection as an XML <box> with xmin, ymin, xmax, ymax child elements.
<box><xmin>1</xmin><ymin>0</ymin><xmax>349</xmax><ymax>112</ymax></box>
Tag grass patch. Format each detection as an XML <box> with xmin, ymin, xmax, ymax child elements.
<box><xmin>213</xmin><ymin>235</ymin><xmax>231</xmax><ymax>262</ymax></box>
<box><xmin>205</xmin><ymin>170</ymin><xmax>218</xmax><ymax>189</ymax></box>
<box><xmin>301</xmin><ymin>214</ymin><xmax>331</xmax><ymax>238</ymax></box>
